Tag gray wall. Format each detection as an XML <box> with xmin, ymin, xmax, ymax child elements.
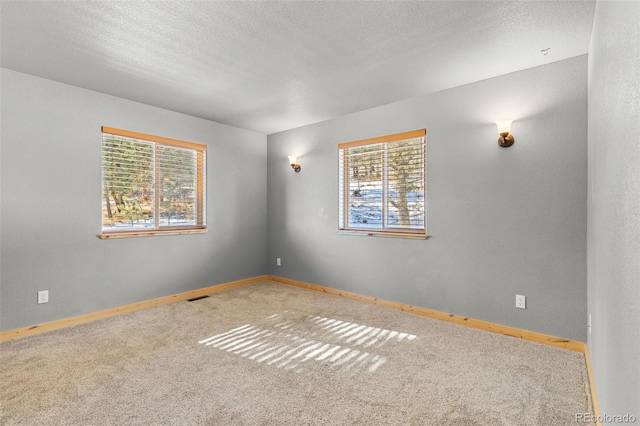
<box><xmin>0</xmin><ymin>69</ymin><xmax>268</xmax><ymax>331</ymax></box>
<box><xmin>268</xmin><ymin>56</ymin><xmax>588</xmax><ymax>342</ymax></box>
<box><xmin>588</xmin><ymin>1</ymin><xmax>640</xmax><ymax>418</ymax></box>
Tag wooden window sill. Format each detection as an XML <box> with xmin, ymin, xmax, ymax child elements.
<box><xmin>339</xmin><ymin>229</ymin><xmax>429</xmax><ymax>240</ymax></box>
<box><xmin>98</xmin><ymin>228</ymin><xmax>207</xmax><ymax>239</ymax></box>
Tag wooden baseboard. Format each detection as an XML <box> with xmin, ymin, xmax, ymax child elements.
<box><xmin>267</xmin><ymin>275</ymin><xmax>586</xmax><ymax>353</ymax></box>
<box><xmin>583</xmin><ymin>345</ymin><xmax>602</xmax><ymax>425</ymax></box>
<box><xmin>0</xmin><ymin>275</ymin><xmax>268</xmax><ymax>342</ymax></box>
<box><xmin>2</xmin><ymin>273</ymin><xmax>587</xmax><ymax>353</ymax></box>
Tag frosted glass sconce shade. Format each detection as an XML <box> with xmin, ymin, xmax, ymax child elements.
<box><xmin>288</xmin><ymin>155</ymin><xmax>301</xmax><ymax>172</ymax></box>
<box><xmin>495</xmin><ymin>119</ymin><xmax>515</xmax><ymax>148</ymax></box>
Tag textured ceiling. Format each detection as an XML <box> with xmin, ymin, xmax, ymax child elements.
<box><xmin>0</xmin><ymin>1</ymin><xmax>595</xmax><ymax>135</ymax></box>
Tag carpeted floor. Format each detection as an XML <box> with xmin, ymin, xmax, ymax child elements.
<box><xmin>0</xmin><ymin>280</ymin><xmax>594</xmax><ymax>425</ymax></box>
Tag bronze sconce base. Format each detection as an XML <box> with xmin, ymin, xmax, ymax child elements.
<box><xmin>498</xmin><ymin>133</ymin><xmax>514</xmax><ymax>148</ymax></box>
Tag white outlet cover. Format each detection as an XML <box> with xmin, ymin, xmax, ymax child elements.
<box><xmin>37</xmin><ymin>290</ymin><xmax>49</xmax><ymax>304</ymax></box>
<box><xmin>515</xmin><ymin>295</ymin><xmax>526</xmax><ymax>309</ymax></box>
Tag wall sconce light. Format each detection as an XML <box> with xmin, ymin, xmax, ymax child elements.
<box><xmin>496</xmin><ymin>119</ymin><xmax>515</xmax><ymax>148</ymax></box>
<box><xmin>288</xmin><ymin>155</ymin><xmax>301</xmax><ymax>172</ymax></box>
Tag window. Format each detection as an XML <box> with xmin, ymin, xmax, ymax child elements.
<box><xmin>100</xmin><ymin>126</ymin><xmax>206</xmax><ymax>238</ymax></box>
<box><xmin>339</xmin><ymin>129</ymin><xmax>427</xmax><ymax>239</ymax></box>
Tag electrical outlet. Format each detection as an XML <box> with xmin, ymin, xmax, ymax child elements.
<box><xmin>276</xmin><ymin>257</ymin><xmax>281</xmax><ymax>266</ymax></box>
<box><xmin>588</xmin><ymin>314</ymin><xmax>592</xmax><ymax>334</ymax></box>
<box><xmin>37</xmin><ymin>290</ymin><xmax>49</xmax><ymax>304</ymax></box>
<box><xmin>515</xmin><ymin>294</ymin><xmax>526</xmax><ymax>309</ymax></box>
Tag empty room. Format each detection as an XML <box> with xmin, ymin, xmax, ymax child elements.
<box><xmin>1</xmin><ymin>1</ymin><xmax>638</xmax><ymax>425</ymax></box>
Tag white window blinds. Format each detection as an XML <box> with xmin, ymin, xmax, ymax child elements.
<box><xmin>339</xmin><ymin>129</ymin><xmax>426</xmax><ymax>238</ymax></box>
<box><xmin>101</xmin><ymin>127</ymin><xmax>206</xmax><ymax>236</ymax></box>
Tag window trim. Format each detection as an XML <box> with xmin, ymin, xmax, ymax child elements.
<box><xmin>338</xmin><ymin>129</ymin><xmax>428</xmax><ymax>239</ymax></box>
<box><xmin>99</xmin><ymin>126</ymin><xmax>207</xmax><ymax>239</ymax></box>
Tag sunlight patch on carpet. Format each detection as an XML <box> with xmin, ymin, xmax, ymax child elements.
<box><xmin>198</xmin><ymin>312</ymin><xmax>417</xmax><ymax>374</ymax></box>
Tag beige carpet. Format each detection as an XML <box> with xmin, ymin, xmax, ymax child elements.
<box><xmin>0</xmin><ymin>280</ymin><xmax>594</xmax><ymax>425</ymax></box>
